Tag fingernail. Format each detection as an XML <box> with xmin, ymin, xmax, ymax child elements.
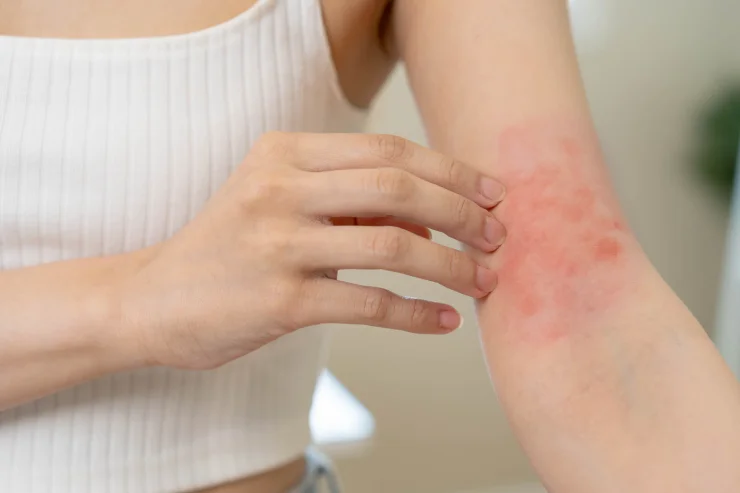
<box><xmin>485</xmin><ymin>217</ymin><xmax>507</xmax><ymax>247</ymax></box>
<box><xmin>476</xmin><ymin>266</ymin><xmax>498</xmax><ymax>292</ymax></box>
<box><xmin>439</xmin><ymin>310</ymin><xmax>463</xmax><ymax>331</ymax></box>
<box><xmin>479</xmin><ymin>177</ymin><xmax>506</xmax><ymax>204</ymax></box>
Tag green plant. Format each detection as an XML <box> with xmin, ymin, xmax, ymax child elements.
<box><xmin>694</xmin><ymin>86</ymin><xmax>740</xmax><ymax>199</ymax></box>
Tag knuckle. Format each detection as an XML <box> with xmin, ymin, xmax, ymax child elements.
<box><xmin>443</xmin><ymin>157</ymin><xmax>466</xmax><ymax>188</ymax></box>
<box><xmin>252</xmin><ymin>131</ymin><xmax>295</xmax><ymax>159</ymax></box>
<box><xmin>368</xmin><ymin>228</ymin><xmax>408</xmax><ymax>262</ymax></box>
<box><xmin>361</xmin><ymin>289</ymin><xmax>395</xmax><ymax>322</ymax></box>
<box><xmin>369</xmin><ymin>134</ymin><xmax>413</xmax><ymax>162</ymax></box>
<box><xmin>241</xmin><ymin>168</ymin><xmax>293</xmax><ymax>204</ymax></box>
<box><xmin>409</xmin><ymin>298</ymin><xmax>431</xmax><ymax>328</ymax></box>
<box><xmin>445</xmin><ymin>249</ymin><xmax>467</xmax><ymax>281</ymax></box>
<box><xmin>373</xmin><ymin>168</ymin><xmax>414</xmax><ymax>199</ymax></box>
<box><xmin>265</xmin><ymin>229</ymin><xmax>297</xmax><ymax>263</ymax></box>
<box><xmin>269</xmin><ymin>280</ymin><xmax>305</xmax><ymax>331</ymax></box>
<box><xmin>453</xmin><ymin>195</ymin><xmax>472</xmax><ymax>224</ymax></box>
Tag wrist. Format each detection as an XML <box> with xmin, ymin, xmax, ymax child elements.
<box><xmin>90</xmin><ymin>247</ymin><xmax>160</xmax><ymax>372</ymax></box>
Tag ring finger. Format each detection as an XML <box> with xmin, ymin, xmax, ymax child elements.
<box><xmin>299</xmin><ymin>225</ymin><xmax>497</xmax><ymax>298</ymax></box>
<box><xmin>302</xmin><ymin>168</ymin><xmax>506</xmax><ymax>252</ymax></box>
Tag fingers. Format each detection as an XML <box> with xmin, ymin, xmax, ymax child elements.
<box><xmin>331</xmin><ymin>216</ymin><xmax>432</xmax><ymax>239</ymax></box>
<box><xmin>299</xmin><ymin>226</ymin><xmax>497</xmax><ymax>298</ymax></box>
<box><xmin>300</xmin><ymin>279</ymin><xmax>463</xmax><ymax>334</ymax></box>
<box><xmin>276</xmin><ymin>132</ymin><xmax>506</xmax><ymax>209</ymax></box>
<box><xmin>330</xmin><ymin>217</ymin><xmax>356</xmax><ymax>227</ymax></box>
<box><xmin>357</xmin><ymin>217</ymin><xmax>432</xmax><ymax>239</ymax></box>
<box><xmin>249</xmin><ymin>132</ymin><xmax>506</xmax><ymax>251</ymax></box>
<box><xmin>302</xmin><ymin>168</ymin><xmax>506</xmax><ymax>252</ymax></box>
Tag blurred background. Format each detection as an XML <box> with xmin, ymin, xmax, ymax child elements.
<box><xmin>322</xmin><ymin>0</ymin><xmax>740</xmax><ymax>492</ymax></box>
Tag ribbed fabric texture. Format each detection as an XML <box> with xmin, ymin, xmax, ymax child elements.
<box><xmin>0</xmin><ymin>1</ymin><xmax>366</xmax><ymax>491</ymax></box>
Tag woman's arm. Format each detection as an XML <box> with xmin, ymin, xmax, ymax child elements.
<box><xmin>393</xmin><ymin>1</ymin><xmax>740</xmax><ymax>491</ymax></box>
<box><xmin>0</xmin><ymin>132</ymin><xmax>507</xmax><ymax>411</ymax></box>
<box><xmin>0</xmin><ymin>252</ymin><xmax>150</xmax><ymax>411</ymax></box>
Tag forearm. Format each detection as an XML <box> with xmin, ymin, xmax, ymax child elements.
<box><xmin>0</xmin><ymin>251</ymin><xmax>150</xmax><ymax>411</ymax></box>
<box><xmin>396</xmin><ymin>1</ymin><xmax>740</xmax><ymax>491</ymax></box>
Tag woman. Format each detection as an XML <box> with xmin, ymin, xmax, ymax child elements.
<box><xmin>3</xmin><ymin>1</ymin><xmax>740</xmax><ymax>493</ymax></box>
<box><xmin>0</xmin><ymin>1</ymin><xmax>503</xmax><ymax>492</ymax></box>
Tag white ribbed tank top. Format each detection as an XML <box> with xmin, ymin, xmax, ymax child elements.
<box><xmin>0</xmin><ymin>0</ymin><xmax>366</xmax><ymax>491</ymax></box>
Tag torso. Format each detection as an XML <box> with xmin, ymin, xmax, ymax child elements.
<box><xmin>0</xmin><ymin>0</ymin><xmax>395</xmax><ymax>108</ymax></box>
<box><xmin>0</xmin><ymin>0</ymin><xmax>394</xmax><ymax>492</ymax></box>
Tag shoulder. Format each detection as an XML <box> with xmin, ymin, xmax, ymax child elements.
<box><xmin>320</xmin><ymin>0</ymin><xmax>397</xmax><ymax>108</ymax></box>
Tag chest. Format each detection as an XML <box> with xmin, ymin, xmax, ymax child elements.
<box><xmin>0</xmin><ymin>0</ymin><xmax>364</xmax><ymax>267</ymax></box>
<box><xmin>0</xmin><ymin>0</ymin><xmax>387</xmax><ymax>45</ymax></box>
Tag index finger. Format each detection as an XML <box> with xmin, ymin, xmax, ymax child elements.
<box><xmin>290</xmin><ymin>133</ymin><xmax>506</xmax><ymax>209</ymax></box>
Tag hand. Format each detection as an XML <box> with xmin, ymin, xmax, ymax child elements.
<box><xmin>118</xmin><ymin>132</ymin><xmax>506</xmax><ymax>370</ymax></box>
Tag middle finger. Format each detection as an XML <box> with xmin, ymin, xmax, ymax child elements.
<box><xmin>302</xmin><ymin>168</ymin><xmax>506</xmax><ymax>252</ymax></box>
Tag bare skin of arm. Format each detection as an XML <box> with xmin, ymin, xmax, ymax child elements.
<box><xmin>393</xmin><ymin>1</ymin><xmax>740</xmax><ymax>491</ymax></box>
<box><xmin>0</xmin><ymin>252</ymin><xmax>150</xmax><ymax>410</ymax></box>
<box><xmin>0</xmin><ymin>0</ymin><xmax>511</xmax><ymax>413</ymax></box>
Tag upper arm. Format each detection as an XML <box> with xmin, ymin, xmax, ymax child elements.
<box><xmin>390</xmin><ymin>7</ymin><xmax>740</xmax><ymax>493</ymax></box>
<box><xmin>390</xmin><ymin>0</ymin><xmax>586</xmax><ymax>156</ymax></box>
<box><xmin>389</xmin><ymin>0</ymin><xmax>636</xmax><ymax>343</ymax></box>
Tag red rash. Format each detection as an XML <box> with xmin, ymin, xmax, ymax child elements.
<box><xmin>490</xmin><ymin>124</ymin><xmax>631</xmax><ymax>344</ymax></box>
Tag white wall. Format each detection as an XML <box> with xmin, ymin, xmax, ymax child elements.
<box><xmin>329</xmin><ymin>2</ymin><xmax>735</xmax><ymax>492</ymax></box>
<box><xmin>578</xmin><ymin>0</ymin><xmax>731</xmax><ymax>331</ymax></box>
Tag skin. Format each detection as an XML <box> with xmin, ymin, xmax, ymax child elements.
<box><xmin>0</xmin><ymin>3</ymin><xmax>503</xmax><ymax>492</ymax></box>
<box><xmin>492</xmin><ymin>122</ymin><xmax>633</xmax><ymax>344</ymax></box>
<box><xmin>394</xmin><ymin>1</ymin><xmax>740</xmax><ymax>492</ymax></box>
<box><xmin>3</xmin><ymin>1</ymin><xmax>740</xmax><ymax>493</ymax></box>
